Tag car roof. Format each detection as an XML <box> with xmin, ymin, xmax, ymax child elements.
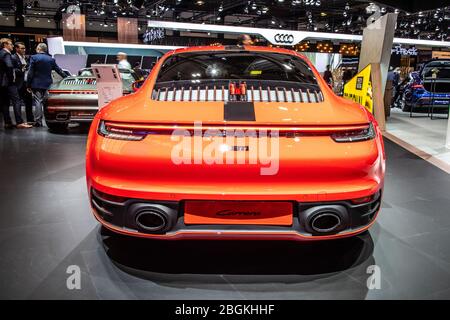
<box><xmin>170</xmin><ymin>45</ymin><xmax>308</xmax><ymax>61</ymax></box>
<box><xmin>423</xmin><ymin>59</ymin><xmax>450</xmax><ymax>67</ymax></box>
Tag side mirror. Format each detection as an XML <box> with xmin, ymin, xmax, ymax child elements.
<box><xmin>132</xmin><ymin>79</ymin><xmax>145</xmax><ymax>92</ymax></box>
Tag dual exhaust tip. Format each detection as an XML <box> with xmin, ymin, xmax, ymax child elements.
<box><xmin>130</xmin><ymin>203</ymin><xmax>348</xmax><ymax>236</ymax></box>
<box><xmin>310</xmin><ymin>212</ymin><xmax>342</xmax><ymax>233</ymax></box>
<box><xmin>301</xmin><ymin>205</ymin><xmax>349</xmax><ymax>235</ymax></box>
<box><xmin>135</xmin><ymin>210</ymin><xmax>168</xmax><ymax>233</ymax></box>
<box><xmin>130</xmin><ymin>204</ymin><xmax>177</xmax><ymax>234</ymax></box>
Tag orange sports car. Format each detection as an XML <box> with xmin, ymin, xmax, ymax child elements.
<box><xmin>86</xmin><ymin>45</ymin><xmax>385</xmax><ymax>241</ymax></box>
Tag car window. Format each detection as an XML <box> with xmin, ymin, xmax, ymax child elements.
<box><xmin>156</xmin><ymin>51</ymin><xmax>318</xmax><ymax>85</ymax></box>
<box><xmin>422</xmin><ymin>61</ymin><xmax>450</xmax><ymax>79</ymax></box>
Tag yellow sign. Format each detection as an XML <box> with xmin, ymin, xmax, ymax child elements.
<box><xmin>343</xmin><ymin>64</ymin><xmax>373</xmax><ymax>113</ymax></box>
<box><xmin>432</xmin><ymin>51</ymin><xmax>450</xmax><ymax>59</ymax></box>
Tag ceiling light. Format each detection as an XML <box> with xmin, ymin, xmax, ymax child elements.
<box><xmin>196</xmin><ymin>0</ymin><xmax>204</xmax><ymax>5</ymax></box>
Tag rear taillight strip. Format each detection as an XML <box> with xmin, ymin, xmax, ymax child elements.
<box><xmin>48</xmin><ymin>90</ymin><xmax>97</xmax><ymax>94</ymax></box>
<box><xmin>103</xmin><ymin>121</ymin><xmax>370</xmax><ymax>135</ymax></box>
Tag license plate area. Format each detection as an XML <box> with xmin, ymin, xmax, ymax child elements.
<box><xmin>184</xmin><ymin>201</ymin><xmax>293</xmax><ymax>226</ymax></box>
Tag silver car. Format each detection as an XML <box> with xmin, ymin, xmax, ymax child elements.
<box><xmin>44</xmin><ymin>68</ymin><xmax>143</xmax><ymax>131</ymax></box>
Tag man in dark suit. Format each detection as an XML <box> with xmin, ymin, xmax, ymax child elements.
<box><xmin>0</xmin><ymin>38</ymin><xmax>32</xmax><ymax>129</ymax></box>
<box><xmin>12</xmin><ymin>42</ymin><xmax>34</xmax><ymax>124</ymax></box>
<box><xmin>27</xmin><ymin>42</ymin><xmax>67</xmax><ymax>127</ymax></box>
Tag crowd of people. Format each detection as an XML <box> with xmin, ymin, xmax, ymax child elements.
<box><xmin>0</xmin><ymin>38</ymin><xmax>67</xmax><ymax>129</ymax></box>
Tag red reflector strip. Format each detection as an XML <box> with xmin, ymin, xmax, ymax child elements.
<box><xmin>350</xmin><ymin>194</ymin><xmax>375</xmax><ymax>204</ymax></box>
<box><xmin>92</xmin><ymin>189</ymin><xmax>127</xmax><ymax>203</ymax></box>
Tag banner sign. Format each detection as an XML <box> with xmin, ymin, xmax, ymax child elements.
<box><xmin>432</xmin><ymin>51</ymin><xmax>450</xmax><ymax>59</ymax></box>
<box><xmin>391</xmin><ymin>45</ymin><xmax>418</xmax><ymax>56</ymax></box>
<box><xmin>91</xmin><ymin>64</ymin><xmax>123</xmax><ymax>109</ymax></box>
<box><xmin>343</xmin><ymin>64</ymin><xmax>373</xmax><ymax>113</ymax></box>
<box><xmin>47</xmin><ymin>37</ymin><xmax>65</xmax><ymax>56</ymax></box>
<box><xmin>147</xmin><ymin>20</ymin><xmax>450</xmax><ymax>48</ymax></box>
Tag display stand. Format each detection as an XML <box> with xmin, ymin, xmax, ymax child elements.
<box><xmin>91</xmin><ymin>64</ymin><xmax>123</xmax><ymax>109</ymax></box>
<box><xmin>429</xmin><ymin>77</ymin><xmax>449</xmax><ymax>120</ymax></box>
<box><xmin>446</xmin><ymin>105</ymin><xmax>450</xmax><ymax>149</ymax></box>
<box><xmin>370</xmin><ymin>63</ymin><xmax>386</xmax><ymax>131</ymax></box>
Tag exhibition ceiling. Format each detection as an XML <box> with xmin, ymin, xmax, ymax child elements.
<box><xmin>0</xmin><ymin>1</ymin><xmax>448</xmax><ymax>40</ymax></box>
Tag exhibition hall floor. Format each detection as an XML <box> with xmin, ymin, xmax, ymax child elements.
<box><xmin>386</xmin><ymin>108</ymin><xmax>450</xmax><ymax>172</ymax></box>
<box><xmin>1</xmin><ymin>125</ymin><xmax>450</xmax><ymax>299</ymax></box>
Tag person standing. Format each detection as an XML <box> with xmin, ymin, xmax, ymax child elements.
<box><xmin>26</xmin><ymin>43</ymin><xmax>67</xmax><ymax>127</ymax></box>
<box><xmin>0</xmin><ymin>38</ymin><xmax>14</xmax><ymax>129</ymax></box>
<box><xmin>116</xmin><ymin>52</ymin><xmax>131</xmax><ymax>70</ymax></box>
<box><xmin>12</xmin><ymin>42</ymin><xmax>34</xmax><ymax>124</ymax></box>
<box><xmin>0</xmin><ymin>38</ymin><xmax>32</xmax><ymax>129</ymax></box>
<box><xmin>323</xmin><ymin>64</ymin><xmax>333</xmax><ymax>88</ymax></box>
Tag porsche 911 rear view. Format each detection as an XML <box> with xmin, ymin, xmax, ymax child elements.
<box><xmin>86</xmin><ymin>45</ymin><xmax>385</xmax><ymax>241</ymax></box>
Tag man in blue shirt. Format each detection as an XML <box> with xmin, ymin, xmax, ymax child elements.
<box><xmin>27</xmin><ymin>43</ymin><xmax>67</xmax><ymax>127</ymax></box>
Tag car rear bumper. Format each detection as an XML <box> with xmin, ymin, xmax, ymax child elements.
<box><xmin>45</xmin><ymin>106</ymin><xmax>98</xmax><ymax>123</ymax></box>
<box><xmin>86</xmin><ymin>117</ymin><xmax>385</xmax><ymax>240</ymax></box>
<box><xmin>89</xmin><ymin>187</ymin><xmax>382</xmax><ymax>241</ymax></box>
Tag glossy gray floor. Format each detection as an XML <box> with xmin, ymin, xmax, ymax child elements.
<box><xmin>1</xmin><ymin>125</ymin><xmax>450</xmax><ymax>300</ymax></box>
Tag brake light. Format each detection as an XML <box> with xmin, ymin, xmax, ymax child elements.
<box><xmin>98</xmin><ymin>121</ymin><xmax>147</xmax><ymax>141</ymax></box>
<box><xmin>411</xmin><ymin>84</ymin><xmax>424</xmax><ymax>89</ymax></box>
<box><xmin>331</xmin><ymin>123</ymin><xmax>375</xmax><ymax>143</ymax></box>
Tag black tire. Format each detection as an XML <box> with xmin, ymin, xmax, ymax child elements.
<box><xmin>399</xmin><ymin>94</ymin><xmax>411</xmax><ymax>112</ymax></box>
<box><xmin>401</xmin><ymin>103</ymin><xmax>411</xmax><ymax>112</ymax></box>
<box><xmin>47</xmin><ymin>122</ymin><xmax>68</xmax><ymax>132</ymax></box>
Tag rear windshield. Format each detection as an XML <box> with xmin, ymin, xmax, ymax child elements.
<box><xmin>156</xmin><ymin>51</ymin><xmax>319</xmax><ymax>88</ymax></box>
<box><xmin>422</xmin><ymin>61</ymin><xmax>450</xmax><ymax>79</ymax></box>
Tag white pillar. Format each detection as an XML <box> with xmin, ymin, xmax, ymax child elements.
<box><xmin>358</xmin><ymin>13</ymin><xmax>398</xmax><ymax>98</ymax></box>
<box><xmin>446</xmin><ymin>115</ymin><xmax>450</xmax><ymax>149</ymax></box>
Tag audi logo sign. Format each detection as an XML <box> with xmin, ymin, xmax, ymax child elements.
<box><xmin>274</xmin><ymin>34</ymin><xmax>295</xmax><ymax>44</ymax></box>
